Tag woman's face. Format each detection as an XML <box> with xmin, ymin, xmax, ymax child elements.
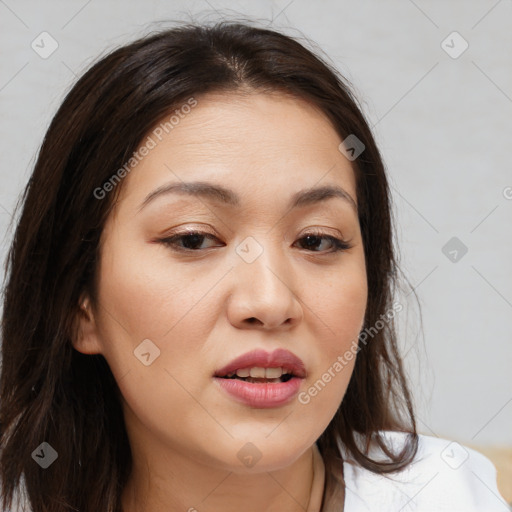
<box><xmin>76</xmin><ymin>91</ymin><xmax>367</xmax><ymax>473</ymax></box>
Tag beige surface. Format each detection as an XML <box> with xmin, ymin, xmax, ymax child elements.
<box><xmin>467</xmin><ymin>444</ymin><xmax>512</xmax><ymax>506</ymax></box>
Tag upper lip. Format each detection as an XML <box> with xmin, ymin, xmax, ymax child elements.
<box><xmin>214</xmin><ymin>348</ymin><xmax>307</xmax><ymax>378</ymax></box>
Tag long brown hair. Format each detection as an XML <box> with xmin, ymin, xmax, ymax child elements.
<box><xmin>0</xmin><ymin>19</ymin><xmax>417</xmax><ymax>512</ymax></box>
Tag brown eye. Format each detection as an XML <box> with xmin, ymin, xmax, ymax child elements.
<box><xmin>160</xmin><ymin>231</ymin><xmax>223</xmax><ymax>252</ymax></box>
<box><xmin>295</xmin><ymin>232</ymin><xmax>352</xmax><ymax>253</ymax></box>
<box><xmin>159</xmin><ymin>230</ymin><xmax>352</xmax><ymax>254</ymax></box>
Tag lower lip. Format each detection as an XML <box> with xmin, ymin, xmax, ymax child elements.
<box><xmin>214</xmin><ymin>377</ymin><xmax>303</xmax><ymax>408</ymax></box>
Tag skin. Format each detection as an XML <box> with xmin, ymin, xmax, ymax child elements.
<box><xmin>74</xmin><ymin>90</ymin><xmax>367</xmax><ymax>512</ymax></box>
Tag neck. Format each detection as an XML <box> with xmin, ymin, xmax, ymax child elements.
<box><xmin>121</xmin><ymin>444</ymin><xmax>322</xmax><ymax>512</ymax></box>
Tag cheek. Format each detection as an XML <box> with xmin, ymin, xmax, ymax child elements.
<box><xmin>94</xmin><ymin>246</ymin><xmax>226</xmax><ymax>454</ymax></box>
<box><xmin>96</xmin><ymin>236</ymin><xmax>223</xmax><ymax>350</ymax></box>
<box><xmin>307</xmin><ymin>256</ymin><xmax>367</xmax><ymax>347</ymax></box>
<box><xmin>292</xmin><ymin>255</ymin><xmax>366</xmax><ymax>426</ymax></box>
<box><xmin>93</xmin><ymin>238</ymin><xmax>229</xmax><ymax>424</ymax></box>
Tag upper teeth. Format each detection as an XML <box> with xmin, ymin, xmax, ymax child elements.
<box><xmin>226</xmin><ymin>367</ymin><xmax>291</xmax><ymax>378</ymax></box>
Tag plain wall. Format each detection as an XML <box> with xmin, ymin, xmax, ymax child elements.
<box><xmin>0</xmin><ymin>0</ymin><xmax>511</xmax><ymax>446</ymax></box>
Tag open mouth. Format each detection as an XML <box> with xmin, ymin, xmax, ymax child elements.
<box><xmin>213</xmin><ymin>352</ymin><xmax>305</xmax><ymax>407</ymax></box>
<box><xmin>217</xmin><ymin>367</ymin><xmax>297</xmax><ymax>384</ymax></box>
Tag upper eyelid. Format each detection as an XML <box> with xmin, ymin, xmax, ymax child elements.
<box><xmin>165</xmin><ymin>227</ymin><xmax>346</xmax><ymax>240</ymax></box>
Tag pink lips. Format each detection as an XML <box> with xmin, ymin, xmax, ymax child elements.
<box><xmin>213</xmin><ymin>348</ymin><xmax>306</xmax><ymax>408</ymax></box>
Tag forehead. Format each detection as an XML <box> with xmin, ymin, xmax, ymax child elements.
<box><xmin>161</xmin><ymin>91</ymin><xmax>346</xmax><ymax>157</ymax></box>
<box><xmin>113</xmin><ymin>91</ymin><xmax>358</xmax><ymax>215</ymax></box>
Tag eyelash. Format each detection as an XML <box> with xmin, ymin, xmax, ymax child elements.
<box><xmin>159</xmin><ymin>229</ymin><xmax>352</xmax><ymax>254</ymax></box>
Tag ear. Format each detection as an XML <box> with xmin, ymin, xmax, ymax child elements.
<box><xmin>71</xmin><ymin>294</ymin><xmax>103</xmax><ymax>355</ymax></box>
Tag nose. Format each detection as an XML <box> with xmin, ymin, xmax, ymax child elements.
<box><xmin>226</xmin><ymin>240</ymin><xmax>303</xmax><ymax>330</ymax></box>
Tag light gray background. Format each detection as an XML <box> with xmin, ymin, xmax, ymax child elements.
<box><xmin>1</xmin><ymin>0</ymin><xmax>511</xmax><ymax>446</ymax></box>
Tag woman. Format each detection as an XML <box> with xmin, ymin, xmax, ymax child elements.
<box><xmin>0</xmin><ymin>20</ymin><xmax>506</xmax><ymax>512</ymax></box>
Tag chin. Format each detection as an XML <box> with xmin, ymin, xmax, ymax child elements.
<box><xmin>206</xmin><ymin>431</ymin><xmax>315</xmax><ymax>474</ymax></box>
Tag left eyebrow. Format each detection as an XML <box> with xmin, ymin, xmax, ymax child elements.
<box><xmin>137</xmin><ymin>181</ymin><xmax>357</xmax><ymax>214</ymax></box>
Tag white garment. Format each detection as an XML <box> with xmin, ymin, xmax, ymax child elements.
<box><xmin>340</xmin><ymin>431</ymin><xmax>510</xmax><ymax>511</ymax></box>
